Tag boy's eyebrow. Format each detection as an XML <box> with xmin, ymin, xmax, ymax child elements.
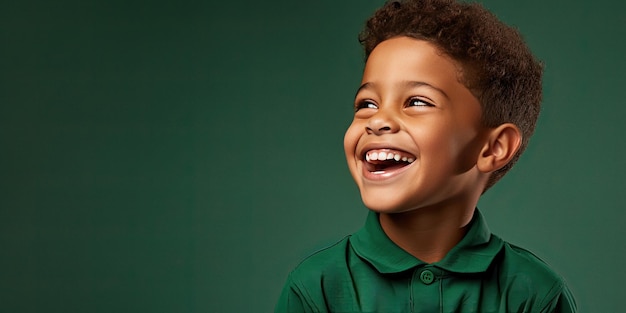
<box><xmin>355</xmin><ymin>82</ymin><xmax>374</xmax><ymax>97</ymax></box>
<box><xmin>355</xmin><ymin>81</ymin><xmax>449</xmax><ymax>99</ymax></box>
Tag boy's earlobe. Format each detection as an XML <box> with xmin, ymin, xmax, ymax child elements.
<box><xmin>477</xmin><ymin>123</ymin><xmax>522</xmax><ymax>173</ymax></box>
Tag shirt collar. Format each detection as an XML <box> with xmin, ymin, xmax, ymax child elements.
<box><xmin>350</xmin><ymin>209</ymin><xmax>503</xmax><ymax>274</ymax></box>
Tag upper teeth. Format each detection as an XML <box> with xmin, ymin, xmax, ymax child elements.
<box><xmin>365</xmin><ymin>151</ymin><xmax>415</xmax><ymax>163</ymax></box>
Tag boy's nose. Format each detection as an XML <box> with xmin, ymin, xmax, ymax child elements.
<box><xmin>365</xmin><ymin>112</ymin><xmax>400</xmax><ymax>135</ymax></box>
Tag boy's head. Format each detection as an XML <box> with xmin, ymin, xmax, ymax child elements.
<box><xmin>344</xmin><ymin>0</ymin><xmax>542</xmax><ymax>213</ymax></box>
<box><xmin>355</xmin><ymin>0</ymin><xmax>542</xmax><ymax>188</ymax></box>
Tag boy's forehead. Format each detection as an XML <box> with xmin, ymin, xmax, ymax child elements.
<box><xmin>361</xmin><ymin>37</ymin><xmax>461</xmax><ymax>88</ymax></box>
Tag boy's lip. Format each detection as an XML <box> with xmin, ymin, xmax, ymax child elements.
<box><xmin>357</xmin><ymin>143</ymin><xmax>417</xmax><ymax>182</ymax></box>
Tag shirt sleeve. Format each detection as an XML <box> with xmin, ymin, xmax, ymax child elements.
<box><xmin>541</xmin><ymin>282</ymin><xmax>578</xmax><ymax>313</ymax></box>
<box><xmin>553</xmin><ymin>284</ymin><xmax>577</xmax><ymax>313</ymax></box>
<box><xmin>274</xmin><ymin>274</ymin><xmax>315</xmax><ymax>313</ymax></box>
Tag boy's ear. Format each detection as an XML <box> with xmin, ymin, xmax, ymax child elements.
<box><xmin>477</xmin><ymin>123</ymin><xmax>522</xmax><ymax>173</ymax></box>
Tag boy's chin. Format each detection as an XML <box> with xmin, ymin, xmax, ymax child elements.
<box><xmin>361</xmin><ymin>194</ymin><xmax>415</xmax><ymax>214</ymax></box>
<box><xmin>359</xmin><ymin>188</ymin><xmax>446</xmax><ymax>215</ymax></box>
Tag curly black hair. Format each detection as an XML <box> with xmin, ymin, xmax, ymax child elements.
<box><xmin>359</xmin><ymin>0</ymin><xmax>543</xmax><ymax>191</ymax></box>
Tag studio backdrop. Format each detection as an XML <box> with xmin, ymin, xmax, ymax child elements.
<box><xmin>1</xmin><ymin>0</ymin><xmax>624</xmax><ymax>312</ymax></box>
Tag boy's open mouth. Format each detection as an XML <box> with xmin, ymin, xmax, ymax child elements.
<box><xmin>363</xmin><ymin>149</ymin><xmax>416</xmax><ymax>173</ymax></box>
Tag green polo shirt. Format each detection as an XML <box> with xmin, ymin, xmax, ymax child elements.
<box><xmin>275</xmin><ymin>210</ymin><xmax>576</xmax><ymax>313</ymax></box>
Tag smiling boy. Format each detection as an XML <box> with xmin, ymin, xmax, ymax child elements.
<box><xmin>276</xmin><ymin>0</ymin><xmax>576</xmax><ymax>312</ymax></box>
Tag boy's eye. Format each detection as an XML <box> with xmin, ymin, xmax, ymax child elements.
<box><xmin>355</xmin><ymin>100</ymin><xmax>378</xmax><ymax>111</ymax></box>
<box><xmin>407</xmin><ymin>98</ymin><xmax>434</xmax><ymax>107</ymax></box>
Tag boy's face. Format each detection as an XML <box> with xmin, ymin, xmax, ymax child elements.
<box><xmin>344</xmin><ymin>36</ymin><xmax>489</xmax><ymax>214</ymax></box>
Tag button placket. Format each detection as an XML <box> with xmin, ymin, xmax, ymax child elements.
<box><xmin>411</xmin><ymin>267</ymin><xmax>440</xmax><ymax>312</ymax></box>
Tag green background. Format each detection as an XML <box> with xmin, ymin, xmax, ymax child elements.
<box><xmin>1</xmin><ymin>0</ymin><xmax>624</xmax><ymax>312</ymax></box>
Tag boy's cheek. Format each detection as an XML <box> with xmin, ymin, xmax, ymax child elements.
<box><xmin>343</xmin><ymin>122</ymin><xmax>361</xmax><ymax>158</ymax></box>
<box><xmin>342</xmin><ymin>125</ymin><xmax>363</xmax><ymax>185</ymax></box>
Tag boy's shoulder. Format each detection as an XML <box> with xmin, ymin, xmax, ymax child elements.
<box><xmin>288</xmin><ymin>235</ymin><xmax>353</xmax><ymax>283</ymax></box>
<box><xmin>496</xmin><ymin>238</ymin><xmax>571</xmax><ymax>294</ymax></box>
<box><xmin>499</xmin><ymin>239</ymin><xmax>562</xmax><ymax>277</ymax></box>
<box><xmin>485</xmin><ymin>236</ymin><xmax>577</xmax><ymax>311</ymax></box>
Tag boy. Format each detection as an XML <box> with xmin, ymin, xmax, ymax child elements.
<box><xmin>276</xmin><ymin>0</ymin><xmax>577</xmax><ymax>312</ymax></box>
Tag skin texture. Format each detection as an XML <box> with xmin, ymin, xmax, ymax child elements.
<box><xmin>344</xmin><ymin>37</ymin><xmax>521</xmax><ymax>262</ymax></box>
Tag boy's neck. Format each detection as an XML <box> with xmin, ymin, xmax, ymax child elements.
<box><xmin>378</xmin><ymin>204</ymin><xmax>475</xmax><ymax>264</ymax></box>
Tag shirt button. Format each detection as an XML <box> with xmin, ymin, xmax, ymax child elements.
<box><xmin>420</xmin><ymin>269</ymin><xmax>435</xmax><ymax>285</ymax></box>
